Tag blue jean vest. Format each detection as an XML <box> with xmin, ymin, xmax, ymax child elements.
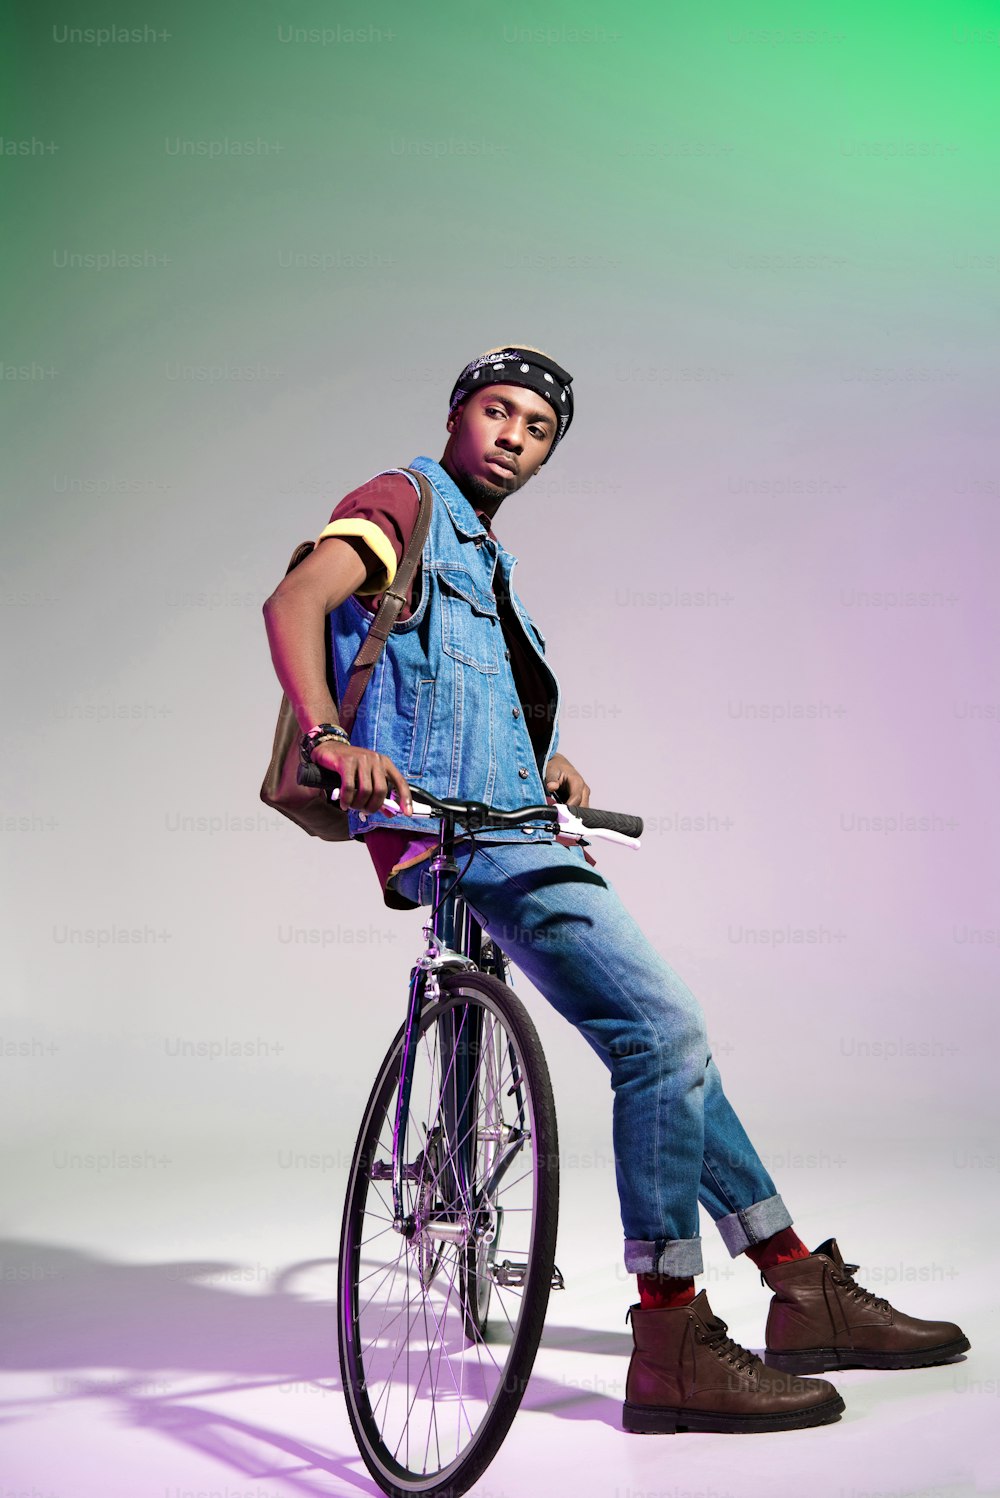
<box><xmin>327</xmin><ymin>454</ymin><xmax>562</xmax><ymax>845</ymax></box>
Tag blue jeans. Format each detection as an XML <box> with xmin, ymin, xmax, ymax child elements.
<box><xmin>390</xmin><ymin>838</ymin><xmax>793</xmax><ymax>1278</ymax></box>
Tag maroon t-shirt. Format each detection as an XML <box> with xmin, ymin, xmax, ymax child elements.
<box><xmin>325</xmin><ymin>472</ymin><xmax>436</xmax><ymax>620</ymax></box>
<box><xmin>323</xmin><ymin>472</ymin><xmax>558</xmax><ymax>896</ymax></box>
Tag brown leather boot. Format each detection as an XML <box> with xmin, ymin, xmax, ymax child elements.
<box><xmin>622</xmin><ymin>1287</ymin><xmax>844</xmax><ymax>1434</ymax></box>
<box><xmin>762</xmin><ymin>1237</ymin><xmax>970</xmax><ymax>1373</ymax></box>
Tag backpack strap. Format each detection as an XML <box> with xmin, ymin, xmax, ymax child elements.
<box><xmin>336</xmin><ymin>466</ymin><xmax>433</xmax><ymax>736</ymax></box>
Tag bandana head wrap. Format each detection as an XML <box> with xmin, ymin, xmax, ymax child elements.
<box><xmin>448</xmin><ymin>344</ymin><xmax>574</xmax><ymax>464</ymax></box>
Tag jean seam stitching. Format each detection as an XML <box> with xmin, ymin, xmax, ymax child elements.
<box><xmin>701</xmin><ymin>1153</ymin><xmax>744</xmax><ymax>1219</ymax></box>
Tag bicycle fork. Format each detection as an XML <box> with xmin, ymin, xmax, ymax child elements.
<box><xmin>387</xmin><ymin>963</ymin><xmax>481</xmax><ymax>1234</ymax></box>
<box><xmin>388</xmin><ymin>959</ymin><xmax>433</xmax><ymax>1235</ymax></box>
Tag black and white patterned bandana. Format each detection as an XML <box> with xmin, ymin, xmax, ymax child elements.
<box><xmin>448</xmin><ymin>346</ymin><xmax>574</xmax><ymax>464</ymax></box>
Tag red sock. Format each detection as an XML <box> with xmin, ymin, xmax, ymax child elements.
<box><xmin>636</xmin><ymin>1272</ymin><xmax>696</xmax><ymax>1310</ymax></box>
<box><xmin>744</xmin><ymin>1226</ymin><xmax>811</xmax><ymax>1271</ymax></box>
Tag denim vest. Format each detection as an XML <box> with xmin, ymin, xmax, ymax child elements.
<box><xmin>327</xmin><ymin>455</ymin><xmax>562</xmax><ymax>845</ymax></box>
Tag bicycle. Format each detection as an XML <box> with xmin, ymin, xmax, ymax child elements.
<box><xmin>311</xmin><ymin>768</ymin><xmax>643</xmax><ymax>1498</ymax></box>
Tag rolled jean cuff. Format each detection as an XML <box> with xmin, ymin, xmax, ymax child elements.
<box><xmin>716</xmin><ymin>1193</ymin><xmax>793</xmax><ymax>1258</ymax></box>
<box><xmin>624</xmin><ymin>1235</ymin><xmax>704</xmax><ymax>1278</ymax></box>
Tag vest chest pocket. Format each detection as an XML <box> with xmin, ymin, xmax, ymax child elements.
<box><xmin>436</xmin><ymin>564</ymin><xmax>501</xmax><ymax>673</ymax></box>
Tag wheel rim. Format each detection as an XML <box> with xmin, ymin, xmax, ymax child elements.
<box><xmin>339</xmin><ymin>985</ymin><xmax>548</xmax><ymax>1489</ymax></box>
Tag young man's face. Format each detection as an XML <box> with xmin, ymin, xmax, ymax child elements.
<box><xmin>443</xmin><ymin>383</ymin><xmax>557</xmax><ymax>507</ymax></box>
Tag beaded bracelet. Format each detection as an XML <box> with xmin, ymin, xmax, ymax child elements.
<box><xmin>300</xmin><ymin>721</ymin><xmax>350</xmax><ymax>763</ymax></box>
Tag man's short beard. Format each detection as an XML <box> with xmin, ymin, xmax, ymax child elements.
<box><xmin>459</xmin><ymin>469</ymin><xmax>508</xmax><ymax>508</ymax></box>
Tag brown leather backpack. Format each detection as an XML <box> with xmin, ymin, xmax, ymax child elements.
<box><xmin>260</xmin><ymin>467</ymin><xmax>433</xmax><ymax>840</ymax></box>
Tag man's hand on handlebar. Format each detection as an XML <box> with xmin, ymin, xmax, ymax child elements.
<box><xmin>543</xmin><ymin>751</ymin><xmax>598</xmax><ymax>866</ymax></box>
<box><xmin>310</xmin><ymin>740</ymin><xmax>414</xmax><ymax>816</ymax></box>
<box><xmin>544</xmin><ymin>752</ymin><xmax>591</xmax><ymax>808</ymax></box>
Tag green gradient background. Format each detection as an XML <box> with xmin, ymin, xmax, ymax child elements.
<box><xmin>7</xmin><ymin>0</ymin><xmax>999</xmax><ymax>474</ymax></box>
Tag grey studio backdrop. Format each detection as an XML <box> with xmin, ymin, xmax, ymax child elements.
<box><xmin>5</xmin><ymin>329</ymin><xmax>997</xmax><ymax>1285</ymax></box>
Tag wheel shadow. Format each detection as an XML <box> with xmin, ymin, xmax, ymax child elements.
<box><xmin>0</xmin><ymin>1238</ymin><xmax>628</xmax><ymax>1491</ymax></box>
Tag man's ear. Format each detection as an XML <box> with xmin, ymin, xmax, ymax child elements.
<box><xmin>448</xmin><ymin>398</ymin><xmax>467</xmax><ymax>434</ymax></box>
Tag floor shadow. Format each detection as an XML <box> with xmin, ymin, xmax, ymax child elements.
<box><xmin>0</xmin><ymin>1239</ymin><xmax>339</xmax><ymax>1378</ymax></box>
<box><xmin>0</xmin><ymin>1237</ymin><xmax>628</xmax><ymax>1492</ymax></box>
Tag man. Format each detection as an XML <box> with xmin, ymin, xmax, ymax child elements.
<box><xmin>262</xmin><ymin>344</ymin><xmax>968</xmax><ymax>1435</ymax></box>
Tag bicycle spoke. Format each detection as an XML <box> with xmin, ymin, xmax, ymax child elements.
<box><xmin>378</xmin><ymin>1241</ymin><xmax>464</xmax><ymax>1446</ymax></box>
<box><xmin>365</xmin><ymin>1150</ymin><xmax>467</xmax><ymax>1432</ymax></box>
<box><xmin>355</xmin><ymin>1224</ymin><xmax>396</xmax><ymax>1256</ymax></box>
<box><xmin>357</xmin><ymin>1255</ymin><xmax>409</xmax><ymax>1343</ymax></box>
<box><xmin>434</xmin><ymin>1021</ymin><xmax>523</xmax><ymax>1194</ymax></box>
<box><xmin>359</xmin><ymin>1227</ymin><xmax>408</xmax><ymax>1376</ymax></box>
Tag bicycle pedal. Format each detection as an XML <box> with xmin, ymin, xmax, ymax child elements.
<box><xmin>487</xmin><ymin>1259</ymin><xmax>566</xmax><ymax>1291</ymax></box>
<box><xmin>369</xmin><ymin>1159</ymin><xmax>421</xmax><ymax>1182</ymax></box>
<box><xmin>489</xmin><ymin>1258</ymin><xmax>527</xmax><ymax>1288</ymax></box>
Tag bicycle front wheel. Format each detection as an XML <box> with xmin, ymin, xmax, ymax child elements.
<box><xmin>338</xmin><ymin>969</ymin><xmax>559</xmax><ymax>1498</ymax></box>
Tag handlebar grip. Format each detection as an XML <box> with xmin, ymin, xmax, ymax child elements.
<box><xmin>297</xmin><ymin>761</ymin><xmax>341</xmax><ymax>792</ymax></box>
<box><xmin>568</xmin><ymin>805</ymin><xmax>643</xmax><ymax>840</ymax></box>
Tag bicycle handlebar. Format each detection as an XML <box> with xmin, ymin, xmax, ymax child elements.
<box><xmin>300</xmin><ymin>763</ymin><xmax>643</xmax><ymax>847</ymax></box>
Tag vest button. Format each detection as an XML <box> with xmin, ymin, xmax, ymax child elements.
<box><xmin>518</xmin><ymin>767</ymin><xmax>529</xmax><ymax>779</ymax></box>
<box><xmin>504</xmin><ymin>649</ymin><xmax>510</xmax><ymax>660</ymax></box>
<box><xmin>512</xmin><ymin>706</ymin><xmax>521</xmax><ymax>718</ymax></box>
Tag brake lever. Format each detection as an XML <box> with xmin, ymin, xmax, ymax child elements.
<box><xmin>326</xmin><ymin>786</ymin><xmax>436</xmax><ymax>819</ymax></box>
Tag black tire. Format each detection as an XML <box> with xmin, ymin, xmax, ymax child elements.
<box><xmin>338</xmin><ymin>970</ymin><xmax>559</xmax><ymax>1498</ymax></box>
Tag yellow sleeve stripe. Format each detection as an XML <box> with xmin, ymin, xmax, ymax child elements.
<box><xmin>315</xmin><ymin>519</ymin><xmax>399</xmax><ymax>596</ymax></box>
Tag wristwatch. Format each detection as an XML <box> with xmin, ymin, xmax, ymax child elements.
<box><xmin>300</xmin><ymin>721</ymin><xmax>350</xmax><ymax>764</ymax></box>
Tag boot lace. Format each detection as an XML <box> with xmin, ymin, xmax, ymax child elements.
<box><xmin>831</xmin><ymin>1260</ymin><xmax>890</xmax><ymax>1313</ymax></box>
<box><xmin>695</xmin><ymin>1314</ymin><xmax>761</xmax><ymax>1375</ymax></box>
